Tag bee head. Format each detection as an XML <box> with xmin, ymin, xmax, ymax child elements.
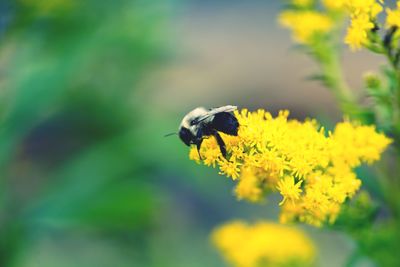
<box><xmin>179</xmin><ymin>127</ymin><xmax>194</xmax><ymax>146</ymax></box>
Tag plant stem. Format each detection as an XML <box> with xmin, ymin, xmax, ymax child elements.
<box><xmin>381</xmin><ymin>46</ymin><xmax>400</xmax><ymax>219</ymax></box>
<box><xmin>312</xmin><ymin>41</ymin><xmax>361</xmax><ymax>119</ymax></box>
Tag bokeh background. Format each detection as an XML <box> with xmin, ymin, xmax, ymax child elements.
<box><xmin>0</xmin><ymin>1</ymin><xmax>385</xmax><ymax>266</ymax></box>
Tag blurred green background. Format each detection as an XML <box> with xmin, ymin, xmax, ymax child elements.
<box><xmin>0</xmin><ymin>1</ymin><xmax>384</xmax><ymax>267</ymax></box>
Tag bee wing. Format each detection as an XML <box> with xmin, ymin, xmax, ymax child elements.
<box><xmin>191</xmin><ymin>105</ymin><xmax>237</xmax><ymax>125</ymax></box>
<box><xmin>208</xmin><ymin>105</ymin><xmax>238</xmax><ymax>115</ymax></box>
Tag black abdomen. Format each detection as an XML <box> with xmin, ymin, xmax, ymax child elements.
<box><xmin>211</xmin><ymin>112</ymin><xmax>239</xmax><ymax>136</ymax></box>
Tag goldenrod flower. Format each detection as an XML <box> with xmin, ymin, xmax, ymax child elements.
<box><xmin>212</xmin><ymin>220</ymin><xmax>316</xmax><ymax>267</ymax></box>
<box><xmin>345</xmin><ymin>14</ymin><xmax>375</xmax><ymax>50</ymax></box>
<box><xmin>343</xmin><ymin>0</ymin><xmax>383</xmax><ymax>50</ymax></box>
<box><xmin>322</xmin><ymin>0</ymin><xmax>346</xmax><ymax>11</ymax></box>
<box><xmin>189</xmin><ymin>147</ymin><xmax>201</xmax><ymax>162</ymax></box>
<box><xmin>235</xmin><ymin>167</ymin><xmax>263</xmax><ymax>202</ymax></box>
<box><xmin>218</xmin><ymin>159</ymin><xmax>241</xmax><ymax>180</ymax></box>
<box><xmin>276</xmin><ymin>176</ymin><xmax>303</xmax><ymax>205</ymax></box>
<box><xmin>280</xmin><ymin>0</ymin><xmax>384</xmax><ymax>50</ymax></box>
<box><xmin>386</xmin><ymin>2</ymin><xmax>400</xmax><ymax>28</ymax></box>
<box><xmin>279</xmin><ymin>10</ymin><xmax>333</xmax><ymax>44</ymax></box>
<box><xmin>345</xmin><ymin>0</ymin><xmax>383</xmax><ymax>17</ymax></box>
<box><xmin>189</xmin><ymin>109</ymin><xmax>391</xmax><ymax>226</ymax></box>
<box><xmin>330</xmin><ymin>121</ymin><xmax>392</xmax><ymax>165</ymax></box>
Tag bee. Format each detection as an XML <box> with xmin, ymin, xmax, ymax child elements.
<box><xmin>177</xmin><ymin>105</ymin><xmax>239</xmax><ymax>158</ymax></box>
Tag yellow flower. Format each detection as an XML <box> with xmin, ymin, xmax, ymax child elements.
<box><xmin>386</xmin><ymin>2</ymin><xmax>400</xmax><ymax>28</ymax></box>
<box><xmin>346</xmin><ymin>0</ymin><xmax>383</xmax><ymax>17</ymax></box>
<box><xmin>323</xmin><ymin>0</ymin><xmax>346</xmax><ymax>11</ymax></box>
<box><xmin>189</xmin><ymin>147</ymin><xmax>201</xmax><ymax>163</ymax></box>
<box><xmin>279</xmin><ymin>10</ymin><xmax>333</xmax><ymax>44</ymax></box>
<box><xmin>188</xmin><ymin>109</ymin><xmax>391</xmax><ymax>226</ymax></box>
<box><xmin>198</xmin><ymin>137</ymin><xmax>221</xmax><ymax>167</ymax></box>
<box><xmin>212</xmin><ymin>220</ymin><xmax>316</xmax><ymax>267</ymax></box>
<box><xmin>235</xmin><ymin>167</ymin><xmax>263</xmax><ymax>202</ymax></box>
<box><xmin>277</xmin><ymin>176</ymin><xmax>303</xmax><ymax>205</ymax></box>
<box><xmin>345</xmin><ymin>14</ymin><xmax>375</xmax><ymax>50</ymax></box>
<box><xmin>331</xmin><ymin>121</ymin><xmax>392</xmax><ymax>166</ymax></box>
<box><xmin>371</xmin><ymin>2</ymin><xmax>384</xmax><ymax>18</ymax></box>
<box><xmin>341</xmin><ymin>0</ymin><xmax>383</xmax><ymax>50</ymax></box>
<box><xmin>218</xmin><ymin>158</ymin><xmax>241</xmax><ymax>180</ymax></box>
<box><xmin>345</xmin><ymin>26</ymin><xmax>369</xmax><ymax>50</ymax></box>
<box><xmin>280</xmin><ymin>0</ymin><xmax>384</xmax><ymax>50</ymax></box>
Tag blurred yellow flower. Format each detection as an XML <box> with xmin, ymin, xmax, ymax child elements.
<box><xmin>345</xmin><ymin>14</ymin><xmax>375</xmax><ymax>50</ymax></box>
<box><xmin>189</xmin><ymin>109</ymin><xmax>391</xmax><ymax>226</ymax></box>
<box><xmin>280</xmin><ymin>0</ymin><xmax>385</xmax><ymax>50</ymax></box>
<box><xmin>279</xmin><ymin>10</ymin><xmax>333</xmax><ymax>44</ymax></box>
<box><xmin>322</xmin><ymin>0</ymin><xmax>346</xmax><ymax>11</ymax></box>
<box><xmin>346</xmin><ymin>0</ymin><xmax>383</xmax><ymax>17</ymax></box>
<box><xmin>235</xmin><ymin>167</ymin><xmax>263</xmax><ymax>202</ymax></box>
<box><xmin>212</xmin><ymin>220</ymin><xmax>316</xmax><ymax>267</ymax></box>
<box><xmin>331</xmin><ymin>121</ymin><xmax>392</xmax><ymax>165</ymax></box>
<box><xmin>386</xmin><ymin>3</ymin><xmax>400</xmax><ymax>28</ymax></box>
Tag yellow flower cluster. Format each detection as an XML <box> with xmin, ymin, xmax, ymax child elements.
<box><xmin>345</xmin><ymin>14</ymin><xmax>375</xmax><ymax>50</ymax></box>
<box><xmin>344</xmin><ymin>0</ymin><xmax>383</xmax><ymax>50</ymax></box>
<box><xmin>189</xmin><ymin>109</ymin><xmax>391</xmax><ymax>226</ymax></box>
<box><xmin>279</xmin><ymin>0</ymin><xmax>388</xmax><ymax>51</ymax></box>
<box><xmin>279</xmin><ymin>10</ymin><xmax>333</xmax><ymax>44</ymax></box>
<box><xmin>212</xmin><ymin>220</ymin><xmax>316</xmax><ymax>267</ymax></box>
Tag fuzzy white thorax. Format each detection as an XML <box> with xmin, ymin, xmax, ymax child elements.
<box><xmin>180</xmin><ymin>107</ymin><xmax>208</xmax><ymax>129</ymax></box>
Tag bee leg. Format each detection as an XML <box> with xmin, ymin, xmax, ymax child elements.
<box><xmin>196</xmin><ymin>139</ymin><xmax>203</xmax><ymax>160</ymax></box>
<box><xmin>213</xmin><ymin>131</ymin><xmax>227</xmax><ymax>158</ymax></box>
<box><xmin>194</xmin><ymin>128</ymin><xmax>205</xmax><ymax>160</ymax></box>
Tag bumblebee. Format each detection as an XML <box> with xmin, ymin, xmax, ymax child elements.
<box><xmin>178</xmin><ymin>105</ymin><xmax>239</xmax><ymax>158</ymax></box>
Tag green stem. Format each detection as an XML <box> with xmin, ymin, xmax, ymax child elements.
<box><xmin>384</xmin><ymin>51</ymin><xmax>400</xmax><ymax>135</ymax></box>
<box><xmin>322</xmin><ymin>52</ymin><xmax>356</xmax><ymax>113</ymax></box>
<box><xmin>381</xmin><ymin>44</ymin><xmax>400</xmax><ymax>219</ymax></box>
<box><xmin>312</xmin><ymin>41</ymin><xmax>360</xmax><ymax>119</ymax></box>
<box><xmin>375</xmin><ymin>159</ymin><xmax>400</xmax><ymax>219</ymax></box>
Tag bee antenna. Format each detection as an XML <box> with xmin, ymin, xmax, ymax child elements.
<box><xmin>164</xmin><ymin>132</ymin><xmax>178</xmax><ymax>137</ymax></box>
